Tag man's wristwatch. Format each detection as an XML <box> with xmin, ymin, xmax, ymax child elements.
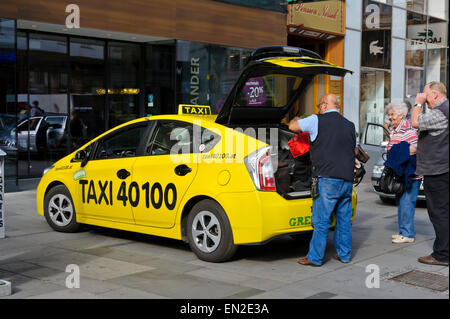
<box><xmin>414</xmin><ymin>103</ymin><xmax>422</xmax><ymax>108</ymax></box>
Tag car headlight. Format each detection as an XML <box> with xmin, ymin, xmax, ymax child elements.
<box><xmin>372</xmin><ymin>165</ymin><xmax>384</xmax><ymax>175</ymax></box>
<box><xmin>42</xmin><ymin>166</ymin><xmax>54</xmax><ymax>176</ymax></box>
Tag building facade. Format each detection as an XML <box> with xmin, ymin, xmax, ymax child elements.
<box><xmin>0</xmin><ymin>0</ymin><xmax>448</xmax><ymax>184</ymax></box>
<box><xmin>0</xmin><ymin>0</ymin><xmax>286</xmax><ymax>181</ymax></box>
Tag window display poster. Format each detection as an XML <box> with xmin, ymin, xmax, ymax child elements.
<box><xmin>361</xmin><ymin>29</ymin><xmax>391</xmax><ymax>69</ymax></box>
<box><xmin>244</xmin><ymin>77</ymin><xmax>267</xmax><ymax>106</ymax></box>
<box><xmin>361</xmin><ymin>0</ymin><xmax>392</xmax><ymax>69</ymax></box>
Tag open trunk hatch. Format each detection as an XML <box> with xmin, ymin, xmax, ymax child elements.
<box><xmin>215</xmin><ymin>47</ymin><xmax>352</xmax><ymax>126</ymax></box>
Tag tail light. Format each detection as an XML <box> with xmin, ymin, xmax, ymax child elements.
<box><xmin>244</xmin><ymin>146</ymin><xmax>276</xmax><ymax>191</ymax></box>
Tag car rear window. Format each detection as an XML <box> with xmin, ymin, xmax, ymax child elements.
<box><xmin>235</xmin><ymin>74</ymin><xmax>303</xmax><ymax>108</ymax></box>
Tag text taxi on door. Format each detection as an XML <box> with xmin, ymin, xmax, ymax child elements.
<box><xmin>36</xmin><ymin>46</ymin><xmax>357</xmax><ymax>262</ymax></box>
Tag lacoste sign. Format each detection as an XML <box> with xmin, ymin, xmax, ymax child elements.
<box><xmin>407</xmin><ymin>22</ymin><xmax>447</xmax><ymax>50</ymax></box>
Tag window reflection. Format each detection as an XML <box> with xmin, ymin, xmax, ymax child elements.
<box><xmin>405</xmin><ymin>11</ymin><xmax>426</xmax><ymax>100</ymax></box>
<box><xmin>176</xmin><ymin>41</ymin><xmax>251</xmax><ymax>114</ymax></box>
<box><xmin>70</xmin><ymin>37</ymin><xmax>105</xmax><ymax>149</ymax></box>
<box><xmin>108</xmin><ymin>42</ymin><xmax>140</xmax><ymax>129</ymax></box>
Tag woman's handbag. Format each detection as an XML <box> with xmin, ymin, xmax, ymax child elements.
<box><xmin>379</xmin><ymin>166</ymin><xmax>405</xmax><ymax>194</ymax></box>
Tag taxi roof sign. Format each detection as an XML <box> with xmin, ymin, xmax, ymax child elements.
<box><xmin>178</xmin><ymin>104</ymin><xmax>212</xmax><ymax>115</ymax></box>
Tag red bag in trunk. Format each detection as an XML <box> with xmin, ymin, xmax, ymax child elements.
<box><xmin>288</xmin><ymin>132</ymin><xmax>310</xmax><ymax>158</ymax></box>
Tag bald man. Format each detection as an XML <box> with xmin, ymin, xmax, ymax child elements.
<box><xmin>411</xmin><ymin>81</ymin><xmax>449</xmax><ymax>266</ymax></box>
<box><xmin>289</xmin><ymin>94</ymin><xmax>356</xmax><ymax>266</ymax></box>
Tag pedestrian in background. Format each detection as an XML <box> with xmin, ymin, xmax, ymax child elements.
<box><xmin>411</xmin><ymin>81</ymin><xmax>449</xmax><ymax>266</ymax></box>
<box><xmin>385</xmin><ymin>101</ymin><xmax>421</xmax><ymax>244</ymax></box>
<box><xmin>30</xmin><ymin>100</ymin><xmax>44</xmax><ymax>117</ymax></box>
<box><xmin>288</xmin><ymin>93</ymin><xmax>356</xmax><ymax>266</ymax></box>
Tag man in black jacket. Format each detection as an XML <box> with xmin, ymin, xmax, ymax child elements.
<box><xmin>289</xmin><ymin>94</ymin><xmax>356</xmax><ymax>266</ymax></box>
<box><xmin>411</xmin><ymin>81</ymin><xmax>449</xmax><ymax>266</ymax></box>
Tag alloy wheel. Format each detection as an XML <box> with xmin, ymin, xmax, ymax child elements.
<box><xmin>191</xmin><ymin>210</ymin><xmax>222</xmax><ymax>253</ymax></box>
<box><xmin>48</xmin><ymin>194</ymin><xmax>74</xmax><ymax>227</ymax></box>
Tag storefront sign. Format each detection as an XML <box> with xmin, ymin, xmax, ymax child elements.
<box><xmin>190</xmin><ymin>57</ymin><xmax>200</xmax><ymax>105</ymax></box>
<box><xmin>407</xmin><ymin>22</ymin><xmax>447</xmax><ymax>49</ymax></box>
<box><xmin>287</xmin><ymin>0</ymin><xmax>345</xmax><ymax>36</ymax></box>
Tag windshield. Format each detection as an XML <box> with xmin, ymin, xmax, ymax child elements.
<box><xmin>234</xmin><ymin>74</ymin><xmax>303</xmax><ymax>108</ymax></box>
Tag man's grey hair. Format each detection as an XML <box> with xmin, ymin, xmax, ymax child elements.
<box><xmin>386</xmin><ymin>101</ymin><xmax>408</xmax><ymax>117</ymax></box>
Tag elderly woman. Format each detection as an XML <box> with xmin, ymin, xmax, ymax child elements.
<box><xmin>385</xmin><ymin>101</ymin><xmax>422</xmax><ymax>244</ymax></box>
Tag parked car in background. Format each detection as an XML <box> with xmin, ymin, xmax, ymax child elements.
<box><xmin>0</xmin><ymin>114</ymin><xmax>76</xmax><ymax>155</ymax></box>
<box><xmin>0</xmin><ymin>113</ymin><xmax>17</xmax><ymax>134</ymax></box>
<box><xmin>361</xmin><ymin>122</ymin><xmax>425</xmax><ymax>203</ymax></box>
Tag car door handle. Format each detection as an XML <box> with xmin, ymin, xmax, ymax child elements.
<box><xmin>175</xmin><ymin>164</ymin><xmax>192</xmax><ymax>176</ymax></box>
<box><xmin>117</xmin><ymin>169</ymin><xmax>131</xmax><ymax>179</ymax></box>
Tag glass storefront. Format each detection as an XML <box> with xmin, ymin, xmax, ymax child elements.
<box><xmin>405</xmin><ymin>2</ymin><xmax>448</xmax><ymax>105</ymax></box>
<box><xmin>360</xmin><ymin>0</ymin><xmax>392</xmax><ymax>135</ymax></box>
<box><xmin>359</xmin><ymin>0</ymin><xmax>448</xmax><ymax>135</ymax></box>
<box><xmin>176</xmin><ymin>41</ymin><xmax>251</xmax><ymax>114</ymax></box>
<box><xmin>0</xmin><ymin>24</ymin><xmax>251</xmax><ymax>182</ymax></box>
<box><xmin>0</xmin><ymin>19</ymin><xmax>17</xmax><ymax>179</ymax></box>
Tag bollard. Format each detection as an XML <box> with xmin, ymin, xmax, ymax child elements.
<box><xmin>0</xmin><ymin>148</ymin><xmax>5</xmax><ymax>239</ymax></box>
<box><xmin>0</xmin><ymin>280</ymin><xmax>12</xmax><ymax>296</ymax></box>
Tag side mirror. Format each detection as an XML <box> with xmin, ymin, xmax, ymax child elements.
<box><xmin>75</xmin><ymin>150</ymin><xmax>86</xmax><ymax>161</ymax></box>
<box><xmin>72</xmin><ymin>149</ymin><xmax>88</xmax><ymax>167</ymax></box>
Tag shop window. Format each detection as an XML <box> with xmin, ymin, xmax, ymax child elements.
<box><xmin>70</xmin><ymin>37</ymin><xmax>105</xmax><ymax>149</ymax></box>
<box><xmin>427</xmin><ymin>0</ymin><xmax>448</xmax><ymax>20</ymax></box>
<box><xmin>19</xmin><ymin>33</ymin><xmax>69</xmax><ymax>177</ymax></box>
<box><xmin>406</xmin><ymin>0</ymin><xmax>426</xmax><ymax>14</ymax></box>
<box><xmin>360</xmin><ymin>1</ymin><xmax>392</xmax><ymax>135</ymax></box>
<box><xmin>176</xmin><ymin>41</ymin><xmax>251</xmax><ymax>114</ymax></box>
<box><xmin>405</xmin><ymin>11</ymin><xmax>427</xmax><ymax>99</ymax></box>
<box><xmin>360</xmin><ymin>69</ymin><xmax>391</xmax><ymax>134</ymax></box>
<box><xmin>145</xmin><ymin>43</ymin><xmax>175</xmax><ymax>116</ymax></box>
<box><xmin>425</xmin><ymin>16</ymin><xmax>448</xmax><ymax>87</ymax></box>
<box><xmin>108</xmin><ymin>42</ymin><xmax>141</xmax><ymax>129</ymax></box>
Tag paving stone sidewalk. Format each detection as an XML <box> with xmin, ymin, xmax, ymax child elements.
<box><xmin>0</xmin><ymin>181</ymin><xmax>448</xmax><ymax>299</ymax></box>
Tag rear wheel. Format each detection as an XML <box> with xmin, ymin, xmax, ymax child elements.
<box><xmin>44</xmin><ymin>185</ymin><xmax>82</xmax><ymax>233</ymax></box>
<box><xmin>187</xmin><ymin>199</ymin><xmax>237</xmax><ymax>262</ymax></box>
<box><xmin>379</xmin><ymin>195</ymin><xmax>395</xmax><ymax>204</ymax></box>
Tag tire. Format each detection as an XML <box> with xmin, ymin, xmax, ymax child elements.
<box><xmin>379</xmin><ymin>195</ymin><xmax>395</xmax><ymax>204</ymax></box>
<box><xmin>186</xmin><ymin>199</ymin><xmax>237</xmax><ymax>262</ymax></box>
<box><xmin>44</xmin><ymin>184</ymin><xmax>82</xmax><ymax>233</ymax></box>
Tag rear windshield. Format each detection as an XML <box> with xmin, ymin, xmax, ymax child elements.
<box><xmin>234</xmin><ymin>74</ymin><xmax>303</xmax><ymax>108</ymax></box>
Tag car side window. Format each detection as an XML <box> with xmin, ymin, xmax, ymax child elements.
<box><xmin>145</xmin><ymin>120</ymin><xmax>220</xmax><ymax>156</ymax></box>
<box><xmin>93</xmin><ymin>123</ymin><xmax>148</xmax><ymax>160</ymax></box>
<box><xmin>17</xmin><ymin>118</ymin><xmax>41</xmax><ymax>132</ymax></box>
<box><xmin>364</xmin><ymin>123</ymin><xmax>390</xmax><ymax>147</ymax></box>
<box><xmin>45</xmin><ymin>116</ymin><xmax>66</xmax><ymax>128</ymax></box>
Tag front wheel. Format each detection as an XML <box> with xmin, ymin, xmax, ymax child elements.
<box><xmin>44</xmin><ymin>184</ymin><xmax>82</xmax><ymax>233</ymax></box>
<box><xmin>186</xmin><ymin>199</ymin><xmax>237</xmax><ymax>262</ymax></box>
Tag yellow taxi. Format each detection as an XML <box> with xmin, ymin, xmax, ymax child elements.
<box><xmin>36</xmin><ymin>46</ymin><xmax>356</xmax><ymax>262</ymax></box>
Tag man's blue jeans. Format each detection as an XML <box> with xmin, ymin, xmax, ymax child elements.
<box><xmin>307</xmin><ymin>177</ymin><xmax>353</xmax><ymax>265</ymax></box>
<box><xmin>395</xmin><ymin>179</ymin><xmax>421</xmax><ymax>238</ymax></box>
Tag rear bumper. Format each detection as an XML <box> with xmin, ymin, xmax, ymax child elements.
<box><xmin>216</xmin><ymin>188</ymin><xmax>357</xmax><ymax>245</ymax></box>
